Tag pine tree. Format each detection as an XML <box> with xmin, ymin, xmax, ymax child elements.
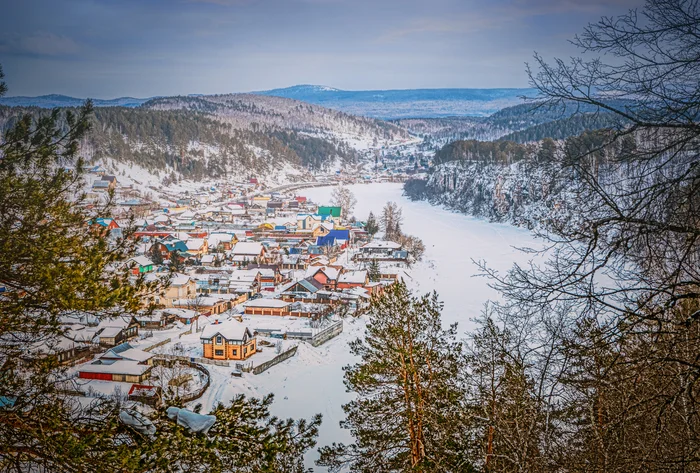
<box><xmin>318</xmin><ymin>281</ymin><xmax>473</xmax><ymax>472</ymax></box>
<box><xmin>365</xmin><ymin>211</ymin><xmax>379</xmax><ymax>237</ymax></box>
<box><xmin>0</xmin><ymin>67</ymin><xmax>320</xmax><ymax>472</ymax></box>
<box><xmin>367</xmin><ymin>259</ymin><xmax>381</xmax><ymax>282</ymax></box>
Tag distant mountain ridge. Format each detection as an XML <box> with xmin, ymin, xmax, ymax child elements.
<box><xmin>0</xmin><ymin>94</ymin><xmax>151</xmax><ymax>108</ymax></box>
<box><xmin>255</xmin><ymin>85</ymin><xmax>538</xmax><ymax>119</ymax></box>
<box><xmin>0</xmin><ymin>85</ymin><xmax>537</xmax><ymax>119</ymax></box>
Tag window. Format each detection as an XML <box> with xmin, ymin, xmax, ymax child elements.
<box><xmin>243</xmin><ymin>347</ymin><xmax>247</xmax><ymax>355</ymax></box>
<box><xmin>215</xmin><ymin>349</ymin><xmax>224</xmax><ymax>356</ymax></box>
<box><xmin>216</xmin><ymin>335</ymin><xmax>222</xmax><ymax>345</ymax></box>
<box><xmin>232</xmin><ymin>349</ymin><xmax>237</xmax><ymax>356</ymax></box>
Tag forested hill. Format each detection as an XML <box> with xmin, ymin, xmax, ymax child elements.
<box><xmin>144</xmin><ymin>93</ymin><xmax>411</xmax><ymax>145</ymax></box>
<box><xmin>0</xmin><ymin>105</ymin><xmax>363</xmax><ymax>182</ymax></box>
<box><xmin>0</xmin><ymin>93</ymin><xmax>415</xmax><ymax>183</ymax></box>
<box><xmin>404</xmin><ymin>129</ymin><xmax>627</xmax><ymax>227</ymax></box>
<box><xmin>393</xmin><ymin>101</ymin><xmax>630</xmax><ymax>149</ymax></box>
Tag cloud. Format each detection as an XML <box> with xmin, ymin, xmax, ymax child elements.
<box><xmin>0</xmin><ymin>32</ymin><xmax>81</xmax><ymax>57</ymax></box>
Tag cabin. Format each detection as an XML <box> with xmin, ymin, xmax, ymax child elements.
<box><xmin>201</xmin><ymin>320</ymin><xmax>257</xmax><ymax>361</ymax></box>
<box><xmin>161</xmin><ymin>273</ymin><xmax>197</xmax><ymax>307</ymax></box>
<box><xmin>172</xmin><ymin>296</ymin><xmax>229</xmax><ymax>316</ymax></box>
<box><xmin>78</xmin><ymin>359</ymin><xmax>151</xmax><ymax>383</ymax></box>
<box><xmin>318</xmin><ymin>206</ymin><xmax>342</xmax><ymax>219</ymax></box>
<box><xmin>244</xmin><ymin>298</ymin><xmax>291</xmax><ymax>316</ymax></box>
<box><xmin>316</xmin><ymin>229</ymin><xmax>351</xmax><ymax>249</ymax></box>
<box><xmin>306</xmin><ymin>266</ymin><xmax>341</xmax><ymax>290</ymax></box>
<box><xmin>337</xmin><ymin>270</ymin><xmax>369</xmax><ymax>289</ymax></box>
<box><xmin>128</xmin><ymin>256</ymin><xmax>155</xmax><ymax>275</ymax></box>
<box><xmin>95</xmin><ymin>316</ymin><xmax>139</xmax><ymax>347</ymax></box>
<box><xmin>230</xmin><ymin>241</ymin><xmax>266</xmax><ymax>264</ymax></box>
<box><xmin>185</xmin><ymin>238</ymin><xmax>209</xmax><ymax>257</ymax></box>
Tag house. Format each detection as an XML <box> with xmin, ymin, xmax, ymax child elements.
<box><xmin>135</xmin><ymin>311</ymin><xmax>175</xmax><ymax>330</ymax></box>
<box><xmin>88</xmin><ymin>165</ymin><xmax>107</xmax><ymax>176</ymax></box>
<box><xmin>78</xmin><ymin>345</ymin><xmax>152</xmax><ymax>382</ymax></box>
<box><xmin>186</xmin><ymin>238</ymin><xmax>209</xmax><ymax>257</ymax></box>
<box><xmin>246</xmin><ymin>265</ymin><xmax>283</xmax><ymax>291</ymax></box>
<box><xmin>95</xmin><ymin>316</ymin><xmax>139</xmax><ymax>347</ymax></box>
<box><xmin>201</xmin><ymin>319</ymin><xmax>257</xmax><ymax>361</ymax></box>
<box><xmin>152</xmin><ymin>240</ymin><xmax>189</xmax><ymax>261</ymax></box>
<box><xmin>296</xmin><ymin>214</ymin><xmax>323</xmax><ymax>232</ymax></box>
<box><xmin>201</xmin><ymin>254</ymin><xmax>216</xmax><ymax>267</ymax></box>
<box><xmin>306</xmin><ymin>266</ymin><xmax>342</xmax><ymax>290</ymax></box>
<box><xmin>231</xmin><ymin>242</ymin><xmax>265</xmax><ymax>264</ymax></box>
<box><xmin>207</xmin><ymin>233</ymin><xmax>236</xmax><ymax>251</ymax></box>
<box><xmin>91</xmin><ymin>217</ymin><xmax>119</xmax><ymax>231</ymax></box>
<box><xmin>244</xmin><ymin>298</ymin><xmax>291</xmax><ymax>316</ymax></box>
<box><xmin>318</xmin><ymin>206</ymin><xmax>342</xmax><ymax>219</ymax></box>
<box><xmin>100</xmin><ymin>342</ymin><xmax>154</xmax><ymax>365</ymax></box>
<box><xmin>316</xmin><ymin>229</ymin><xmax>351</xmax><ymax>249</ymax></box>
<box><xmin>280</xmin><ymin>277</ymin><xmax>326</xmax><ymax>302</ymax></box>
<box><xmin>128</xmin><ymin>256</ymin><xmax>155</xmax><ymax>275</ymax></box>
<box><xmin>337</xmin><ymin>270</ymin><xmax>369</xmax><ymax>289</ymax></box>
<box><xmin>26</xmin><ymin>328</ymin><xmax>93</xmax><ymax>365</ymax></box>
<box><xmin>101</xmin><ymin>175</ymin><xmax>118</xmax><ymax>190</ymax></box>
<box><xmin>172</xmin><ymin>296</ymin><xmax>229</xmax><ymax>316</ymax></box>
<box><xmin>357</xmin><ymin>240</ymin><xmax>404</xmax><ymax>260</ymax></box>
<box><xmin>92</xmin><ymin>180</ymin><xmax>110</xmax><ymax>191</ymax></box>
<box><xmin>161</xmin><ymin>273</ymin><xmax>197</xmax><ymax>307</ymax></box>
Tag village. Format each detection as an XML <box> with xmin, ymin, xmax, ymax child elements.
<box><xmin>44</xmin><ymin>166</ymin><xmax>416</xmax><ymax>408</ymax></box>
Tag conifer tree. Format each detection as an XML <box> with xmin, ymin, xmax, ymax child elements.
<box><xmin>318</xmin><ymin>281</ymin><xmax>473</xmax><ymax>472</ymax></box>
<box><xmin>0</xmin><ymin>66</ymin><xmax>320</xmax><ymax>472</ymax></box>
<box><xmin>365</xmin><ymin>211</ymin><xmax>379</xmax><ymax>237</ymax></box>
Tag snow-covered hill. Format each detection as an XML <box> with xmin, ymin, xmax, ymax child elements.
<box><xmin>143</xmin><ymin>94</ymin><xmax>413</xmax><ymax>150</ymax></box>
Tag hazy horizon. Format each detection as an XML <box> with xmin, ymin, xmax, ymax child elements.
<box><xmin>1</xmin><ymin>0</ymin><xmax>643</xmax><ymax>98</ymax></box>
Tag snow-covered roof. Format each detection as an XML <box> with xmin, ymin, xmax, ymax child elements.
<box><xmin>200</xmin><ymin>319</ymin><xmax>252</xmax><ymax>342</ymax></box>
<box><xmin>170</xmin><ymin>273</ymin><xmax>193</xmax><ymax>287</ymax></box>
<box><xmin>245</xmin><ymin>298</ymin><xmax>290</xmax><ymax>309</ymax></box>
<box><xmin>201</xmin><ymin>255</ymin><xmax>215</xmax><ymax>264</ymax></box>
<box><xmin>339</xmin><ymin>270</ymin><xmax>368</xmax><ymax>284</ymax></box>
<box><xmin>163</xmin><ymin>308</ymin><xmax>198</xmax><ymax>319</ymax></box>
<box><xmin>78</xmin><ymin>359</ymin><xmax>151</xmax><ymax>376</ymax></box>
<box><xmin>232</xmin><ymin>242</ymin><xmax>264</xmax><ymax>256</ymax></box>
<box><xmin>362</xmin><ymin>240</ymin><xmax>401</xmax><ymax>250</ymax></box>
<box><xmin>306</xmin><ymin>265</ymin><xmax>341</xmax><ymax>280</ymax></box>
<box><xmin>186</xmin><ymin>239</ymin><xmax>206</xmax><ymax>250</ymax></box>
<box><xmin>129</xmin><ymin>256</ymin><xmax>154</xmax><ymax>267</ymax></box>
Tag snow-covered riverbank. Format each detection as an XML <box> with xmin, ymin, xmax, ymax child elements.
<box><xmin>195</xmin><ymin>182</ymin><xmax>543</xmax><ymax>470</ymax></box>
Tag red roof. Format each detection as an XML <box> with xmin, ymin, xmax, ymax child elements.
<box><xmin>128</xmin><ymin>384</ymin><xmax>159</xmax><ymax>396</ymax></box>
<box><xmin>295</xmin><ymin>196</ymin><xmax>307</xmax><ymax>202</ymax></box>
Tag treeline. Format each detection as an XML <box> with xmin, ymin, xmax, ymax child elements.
<box><xmin>498</xmin><ymin>112</ymin><xmax>625</xmax><ymax>143</ymax></box>
<box><xmin>1</xmin><ymin>105</ymin><xmax>358</xmax><ymax>180</ymax></box>
<box><xmin>406</xmin><ymin>129</ymin><xmax>628</xmax><ymax>227</ymax></box>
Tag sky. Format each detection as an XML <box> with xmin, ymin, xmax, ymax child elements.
<box><xmin>0</xmin><ymin>0</ymin><xmax>643</xmax><ymax>98</ymax></box>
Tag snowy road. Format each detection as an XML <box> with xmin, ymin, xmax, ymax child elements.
<box><xmin>198</xmin><ymin>183</ymin><xmax>542</xmax><ymax>470</ymax></box>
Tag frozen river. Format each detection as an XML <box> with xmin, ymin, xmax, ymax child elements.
<box><xmin>202</xmin><ymin>183</ymin><xmax>541</xmax><ymax>470</ymax></box>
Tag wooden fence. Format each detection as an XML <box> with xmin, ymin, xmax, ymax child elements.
<box><xmin>310</xmin><ymin>320</ymin><xmax>343</xmax><ymax>347</ymax></box>
<box><xmin>250</xmin><ymin>346</ymin><xmax>298</xmax><ymax>375</ymax></box>
<box><xmin>143</xmin><ymin>338</ymin><xmax>171</xmax><ymax>352</ymax></box>
<box><xmin>156</xmin><ymin>353</ymin><xmax>230</xmax><ymax>367</ymax></box>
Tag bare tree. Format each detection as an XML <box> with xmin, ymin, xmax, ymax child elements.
<box><xmin>330</xmin><ymin>184</ymin><xmax>357</xmax><ymax>221</ymax></box>
<box><xmin>478</xmin><ymin>1</ymin><xmax>700</xmax><ymax>470</ymax></box>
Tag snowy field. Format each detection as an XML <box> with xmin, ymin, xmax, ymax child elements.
<box><xmin>193</xmin><ymin>183</ymin><xmax>542</xmax><ymax>470</ymax></box>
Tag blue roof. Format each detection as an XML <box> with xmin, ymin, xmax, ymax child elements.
<box><xmin>164</xmin><ymin>240</ymin><xmax>189</xmax><ymax>253</ymax></box>
<box><xmin>316</xmin><ymin>229</ymin><xmax>350</xmax><ymax>247</ymax></box>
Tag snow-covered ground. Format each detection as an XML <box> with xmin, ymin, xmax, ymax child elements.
<box><xmin>180</xmin><ymin>182</ymin><xmax>542</xmax><ymax>470</ymax></box>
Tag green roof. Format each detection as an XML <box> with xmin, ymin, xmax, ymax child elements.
<box><xmin>318</xmin><ymin>206</ymin><xmax>341</xmax><ymax>217</ymax></box>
